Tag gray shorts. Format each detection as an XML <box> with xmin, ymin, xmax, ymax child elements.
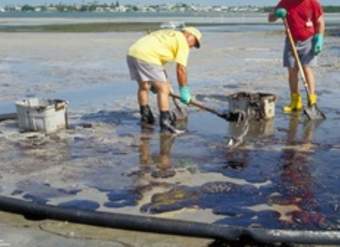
<box><xmin>127</xmin><ymin>56</ymin><xmax>168</xmax><ymax>82</ymax></box>
<box><xmin>283</xmin><ymin>36</ymin><xmax>317</xmax><ymax>68</ymax></box>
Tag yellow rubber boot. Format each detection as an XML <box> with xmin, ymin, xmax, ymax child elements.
<box><xmin>308</xmin><ymin>94</ymin><xmax>318</xmax><ymax>106</ymax></box>
<box><xmin>283</xmin><ymin>93</ymin><xmax>303</xmax><ymax>113</ymax></box>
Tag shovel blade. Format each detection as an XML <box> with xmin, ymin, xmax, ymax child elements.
<box><xmin>304</xmin><ymin>105</ymin><xmax>326</xmax><ymax>120</ymax></box>
<box><xmin>221</xmin><ymin>111</ymin><xmax>247</xmax><ymax>123</ymax></box>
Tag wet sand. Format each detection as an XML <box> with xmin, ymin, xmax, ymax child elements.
<box><xmin>0</xmin><ymin>211</ymin><xmax>214</xmax><ymax>247</ymax></box>
<box><xmin>1</xmin><ymin>24</ymin><xmax>340</xmax><ymax>246</ymax></box>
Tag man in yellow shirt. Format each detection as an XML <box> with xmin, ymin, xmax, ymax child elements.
<box><xmin>127</xmin><ymin>27</ymin><xmax>202</xmax><ymax>134</ymax></box>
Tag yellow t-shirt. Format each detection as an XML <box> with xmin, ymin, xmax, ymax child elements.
<box><xmin>128</xmin><ymin>29</ymin><xmax>190</xmax><ymax>67</ymax></box>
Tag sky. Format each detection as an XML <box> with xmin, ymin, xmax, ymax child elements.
<box><xmin>1</xmin><ymin>0</ymin><xmax>339</xmax><ymax>6</ymax></box>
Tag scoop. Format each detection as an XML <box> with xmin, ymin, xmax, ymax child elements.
<box><xmin>170</xmin><ymin>93</ymin><xmax>246</xmax><ymax>123</ymax></box>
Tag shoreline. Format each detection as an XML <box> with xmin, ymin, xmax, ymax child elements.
<box><xmin>0</xmin><ymin>22</ymin><xmax>282</xmax><ymax>33</ymax></box>
<box><xmin>0</xmin><ymin>13</ymin><xmax>339</xmax><ymax>33</ymax></box>
<box><xmin>0</xmin><ymin>22</ymin><xmax>338</xmax><ymax>35</ymax></box>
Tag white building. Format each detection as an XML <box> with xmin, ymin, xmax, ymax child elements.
<box><xmin>158</xmin><ymin>4</ymin><xmax>172</xmax><ymax>12</ymax></box>
<box><xmin>47</xmin><ymin>6</ymin><xmax>57</xmax><ymax>12</ymax></box>
<box><xmin>196</xmin><ymin>6</ymin><xmax>213</xmax><ymax>12</ymax></box>
<box><xmin>95</xmin><ymin>7</ymin><xmax>104</xmax><ymax>12</ymax></box>
<box><xmin>116</xmin><ymin>5</ymin><xmax>127</xmax><ymax>12</ymax></box>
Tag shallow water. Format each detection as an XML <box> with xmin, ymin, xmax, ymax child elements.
<box><xmin>2</xmin><ymin>103</ymin><xmax>340</xmax><ymax>230</ymax></box>
<box><xmin>0</xmin><ymin>30</ymin><xmax>340</xmax><ymax>231</ymax></box>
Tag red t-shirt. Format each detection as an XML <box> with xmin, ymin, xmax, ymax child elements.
<box><xmin>276</xmin><ymin>0</ymin><xmax>323</xmax><ymax>41</ymax></box>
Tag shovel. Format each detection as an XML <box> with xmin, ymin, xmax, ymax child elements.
<box><xmin>283</xmin><ymin>19</ymin><xmax>326</xmax><ymax>120</ymax></box>
<box><xmin>170</xmin><ymin>93</ymin><xmax>245</xmax><ymax>123</ymax></box>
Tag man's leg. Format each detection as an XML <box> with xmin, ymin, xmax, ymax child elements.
<box><xmin>303</xmin><ymin>66</ymin><xmax>316</xmax><ymax>95</ymax></box>
<box><xmin>303</xmin><ymin>66</ymin><xmax>317</xmax><ymax>105</ymax></box>
<box><xmin>154</xmin><ymin>81</ymin><xmax>170</xmax><ymax>112</ymax></box>
<box><xmin>138</xmin><ymin>81</ymin><xmax>155</xmax><ymax>125</ymax></box>
<box><xmin>284</xmin><ymin>66</ymin><xmax>303</xmax><ymax>113</ymax></box>
<box><xmin>138</xmin><ymin>81</ymin><xmax>150</xmax><ymax>106</ymax></box>
<box><xmin>288</xmin><ymin>66</ymin><xmax>299</xmax><ymax>95</ymax></box>
<box><xmin>153</xmin><ymin>81</ymin><xmax>182</xmax><ymax>134</ymax></box>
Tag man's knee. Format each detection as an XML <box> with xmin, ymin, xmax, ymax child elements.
<box><xmin>155</xmin><ymin>82</ymin><xmax>170</xmax><ymax>94</ymax></box>
<box><xmin>138</xmin><ymin>81</ymin><xmax>150</xmax><ymax>91</ymax></box>
<box><xmin>288</xmin><ymin>66</ymin><xmax>299</xmax><ymax>75</ymax></box>
<box><xmin>303</xmin><ymin>65</ymin><xmax>313</xmax><ymax>73</ymax></box>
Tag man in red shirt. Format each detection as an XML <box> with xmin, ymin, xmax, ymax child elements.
<box><xmin>268</xmin><ymin>0</ymin><xmax>325</xmax><ymax>113</ymax></box>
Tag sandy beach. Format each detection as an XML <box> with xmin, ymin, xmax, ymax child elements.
<box><xmin>1</xmin><ymin>16</ymin><xmax>340</xmax><ymax>246</ymax></box>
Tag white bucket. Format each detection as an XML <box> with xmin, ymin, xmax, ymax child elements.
<box><xmin>228</xmin><ymin>92</ymin><xmax>277</xmax><ymax>120</ymax></box>
<box><xmin>15</xmin><ymin>98</ymin><xmax>69</xmax><ymax>133</ymax></box>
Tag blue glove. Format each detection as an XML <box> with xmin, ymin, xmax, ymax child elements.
<box><xmin>179</xmin><ymin>86</ymin><xmax>191</xmax><ymax>105</ymax></box>
<box><xmin>275</xmin><ymin>8</ymin><xmax>287</xmax><ymax>19</ymax></box>
<box><xmin>313</xmin><ymin>34</ymin><xmax>324</xmax><ymax>55</ymax></box>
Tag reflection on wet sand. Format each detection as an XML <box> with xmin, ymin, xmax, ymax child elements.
<box><xmin>271</xmin><ymin>115</ymin><xmax>327</xmax><ymax>229</ymax></box>
<box><xmin>137</xmin><ymin>121</ymin><xmax>273</xmax><ymax>225</ymax></box>
<box><xmin>225</xmin><ymin>119</ymin><xmax>275</xmax><ymax>170</ymax></box>
<box><xmin>139</xmin><ymin>131</ymin><xmax>177</xmax><ymax>179</ymax></box>
<box><xmin>138</xmin><ymin>108</ymin><xmax>188</xmax><ymax>178</ymax></box>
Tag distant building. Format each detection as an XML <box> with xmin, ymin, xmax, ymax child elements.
<box><xmin>116</xmin><ymin>5</ymin><xmax>127</xmax><ymax>12</ymax></box>
<box><xmin>212</xmin><ymin>6</ymin><xmax>223</xmax><ymax>12</ymax></box>
<box><xmin>46</xmin><ymin>6</ymin><xmax>57</xmax><ymax>12</ymax></box>
<box><xmin>160</xmin><ymin>21</ymin><xmax>185</xmax><ymax>29</ymax></box>
<box><xmin>95</xmin><ymin>7</ymin><xmax>104</xmax><ymax>12</ymax></box>
<box><xmin>0</xmin><ymin>8</ymin><xmax>5</xmax><ymax>13</ymax></box>
<box><xmin>158</xmin><ymin>4</ymin><xmax>172</xmax><ymax>12</ymax></box>
<box><xmin>74</xmin><ymin>5</ymin><xmax>82</xmax><ymax>11</ymax></box>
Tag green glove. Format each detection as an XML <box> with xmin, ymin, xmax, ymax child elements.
<box><xmin>275</xmin><ymin>8</ymin><xmax>287</xmax><ymax>19</ymax></box>
<box><xmin>179</xmin><ymin>86</ymin><xmax>191</xmax><ymax>105</ymax></box>
<box><xmin>313</xmin><ymin>34</ymin><xmax>324</xmax><ymax>55</ymax></box>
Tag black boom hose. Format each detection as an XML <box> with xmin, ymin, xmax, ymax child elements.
<box><xmin>0</xmin><ymin>196</ymin><xmax>242</xmax><ymax>240</ymax></box>
<box><xmin>1</xmin><ymin>195</ymin><xmax>340</xmax><ymax>245</ymax></box>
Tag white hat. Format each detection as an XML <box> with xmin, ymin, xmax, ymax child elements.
<box><xmin>182</xmin><ymin>26</ymin><xmax>202</xmax><ymax>48</ymax></box>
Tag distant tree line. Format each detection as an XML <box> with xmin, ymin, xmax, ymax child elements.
<box><xmin>6</xmin><ymin>2</ymin><xmax>121</xmax><ymax>12</ymax></box>
<box><xmin>323</xmin><ymin>6</ymin><xmax>340</xmax><ymax>13</ymax></box>
<box><xmin>262</xmin><ymin>5</ymin><xmax>340</xmax><ymax>13</ymax></box>
<box><xmin>5</xmin><ymin>3</ymin><xmax>340</xmax><ymax>13</ymax></box>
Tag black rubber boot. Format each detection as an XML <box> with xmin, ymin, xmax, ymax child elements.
<box><xmin>160</xmin><ymin>111</ymin><xmax>184</xmax><ymax>134</ymax></box>
<box><xmin>140</xmin><ymin>105</ymin><xmax>155</xmax><ymax>125</ymax></box>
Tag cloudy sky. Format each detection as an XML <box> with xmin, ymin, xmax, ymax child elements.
<box><xmin>1</xmin><ymin>0</ymin><xmax>339</xmax><ymax>6</ymax></box>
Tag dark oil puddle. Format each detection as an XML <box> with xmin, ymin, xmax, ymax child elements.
<box><xmin>58</xmin><ymin>200</ymin><xmax>100</xmax><ymax>211</ymax></box>
<box><xmin>81</xmin><ymin>110</ymin><xmax>139</xmax><ymax>126</ymax></box>
<box><xmin>117</xmin><ymin>96</ymin><xmax>340</xmax><ymax>230</ymax></box>
<box><xmin>104</xmin><ymin>189</ymin><xmax>141</xmax><ymax>208</ymax></box>
<box><xmin>14</xmin><ymin>181</ymin><xmax>81</xmax><ymax>205</ymax></box>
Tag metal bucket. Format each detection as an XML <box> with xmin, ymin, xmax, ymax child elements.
<box><xmin>227</xmin><ymin>92</ymin><xmax>277</xmax><ymax>120</ymax></box>
<box><xmin>16</xmin><ymin>98</ymin><xmax>69</xmax><ymax>133</ymax></box>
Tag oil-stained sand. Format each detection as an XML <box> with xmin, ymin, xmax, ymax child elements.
<box><xmin>1</xmin><ymin>28</ymin><xmax>340</xmax><ymax>237</ymax></box>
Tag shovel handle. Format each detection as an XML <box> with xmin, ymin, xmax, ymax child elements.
<box><xmin>170</xmin><ymin>93</ymin><xmax>222</xmax><ymax>117</ymax></box>
<box><xmin>283</xmin><ymin>19</ymin><xmax>311</xmax><ymax>98</ymax></box>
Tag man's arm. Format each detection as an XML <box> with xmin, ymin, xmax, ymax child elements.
<box><xmin>268</xmin><ymin>5</ymin><xmax>287</xmax><ymax>23</ymax></box>
<box><xmin>313</xmin><ymin>14</ymin><xmax>325</xmax><ymax>55</ymax></box>
<box><xmin>176</xmin><ymin>63</ymin><xmax>191</xmax><ymax>104</ymax></box>
<box><xmin>316</xmin><ymin>15</ymin><xmax>325</xmax><ymax>35</ymax></box>
<box><xmin>268</xmin><ymin>11</ymin><xmax>278</xmax><ymax>23</ymax></box>
<box><xmin>176</xmin><ymin>63</ymin><xmax>188</xmax><ymax>87</ymax></box>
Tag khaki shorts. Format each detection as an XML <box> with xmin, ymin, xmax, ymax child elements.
<box><xmin>127</xmin><ymin>56</ymin><xmax>168</xmax><ymax>82</ymax></box>
<box><xmin>283</xmin><ymin>36</ymin><xmax>317</xmax><ymax>68</ymax></box>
